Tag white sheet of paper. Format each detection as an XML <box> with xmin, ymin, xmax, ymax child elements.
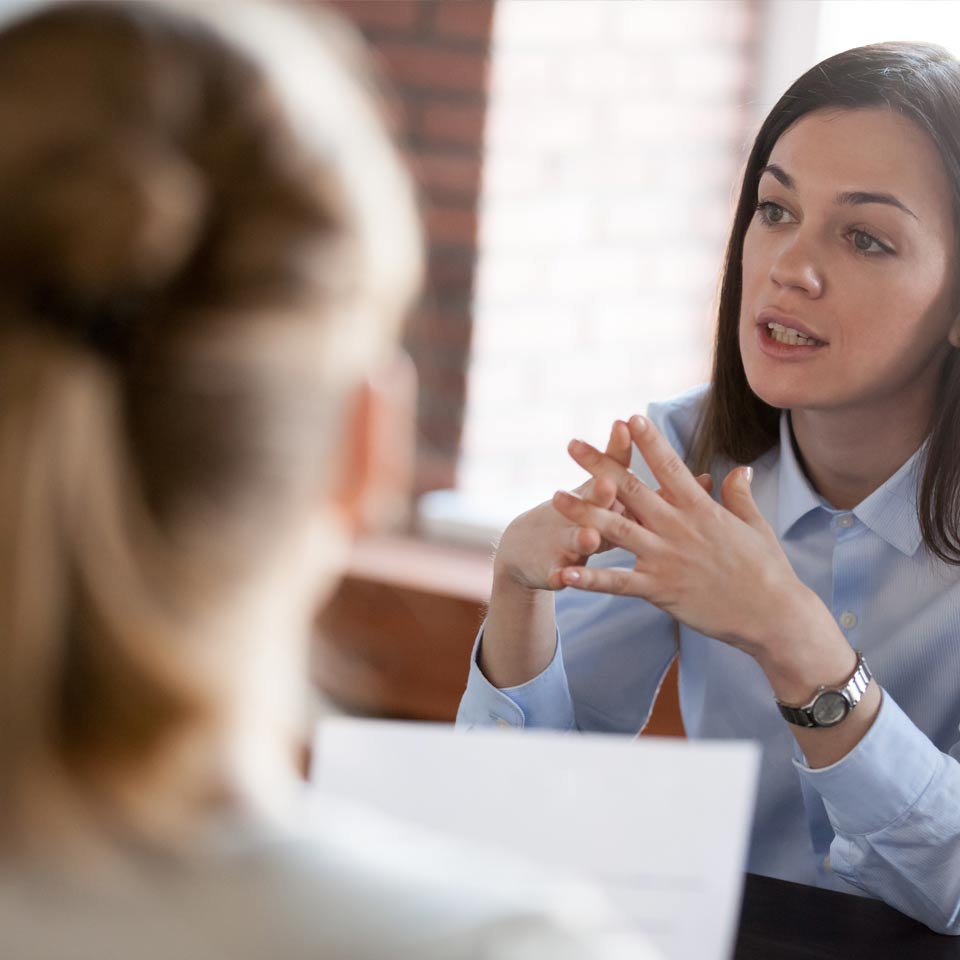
<box><xmin>311</xmin><ymin>719</ymin><xmax>760</xmax><ymax>960</ymax></box>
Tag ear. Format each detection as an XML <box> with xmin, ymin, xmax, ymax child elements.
<box><xmin>947</xmin><ymin>303</ymin><xmax>960</xmax><ymax>347</ymax></box>
<box><xmin>329</xmin><ymin>351</ymin><xmax>418</xmax><ymax>535</ymax></box>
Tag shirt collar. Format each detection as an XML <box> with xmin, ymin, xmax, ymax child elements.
<box><xmin>775</xmin><ymin>412</ymin><xmax>924</xmax><ymax>557</ymax></box>
<box><xmin>775</xmin><ymin>413</ymin><xmax>823</xmax><ymax>539</ymax></box>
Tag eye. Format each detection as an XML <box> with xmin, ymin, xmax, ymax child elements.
<box><xmin>849</xmin><ymin>229</ymin><xmax>894</xmax><ymax>256</ymax></box>
<box><xmin>756</xmin><ymin>201</ymin><xmax>796</xmax><ymax>226</ymax></box>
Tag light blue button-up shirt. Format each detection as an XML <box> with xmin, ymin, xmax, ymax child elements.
<box><xmin>457</xmin><ymin>385</ymin><xmax>960</xmax><ymax>934</ymax></box>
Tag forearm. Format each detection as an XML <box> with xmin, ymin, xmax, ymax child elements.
<box><xmin>798</xmin><ymin>694</ymin><xmax>960</xmax><ymax>934</ymax></box>
<box><xmin>750</xmin><ymin>588</ymin><xmax>960</xmax><ymax>931</ymax></box>
<box><xmin>479</xmin><ymin>567</ymin><xmax>557</xmax><ymax>688</ymax></box>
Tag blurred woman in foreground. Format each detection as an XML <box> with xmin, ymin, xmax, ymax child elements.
<box><xmin>0</xmin><ymin>3</ymin><xmax>656</xmax><ymax>957</ymax></box>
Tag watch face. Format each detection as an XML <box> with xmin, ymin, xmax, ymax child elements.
<box><xmin>812</xmin><ymin>691</ymin><xmax>849</xmax><ymax>727</ymax></box>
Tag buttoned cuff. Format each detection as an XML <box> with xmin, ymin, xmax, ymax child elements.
<box><xmin>455</xmin><ymin>627</ymin><xmax>577</xmax><ymax>731</ymax></box>
<box><xmin>793</xmin><ymin>690</ymin><xmax>941</xmax><ymax>836</ymax></box>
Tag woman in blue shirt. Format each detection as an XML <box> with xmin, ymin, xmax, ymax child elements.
<box><xmin>458</xmin><ymin>42</ymin><xmax>960</xmax><ymax>934</ymax></box>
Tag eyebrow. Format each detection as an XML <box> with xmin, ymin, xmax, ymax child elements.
<box><xmin>758</xmin><ymin>164</ymin><xmax>918</xmax><ymax>220</ymax></box>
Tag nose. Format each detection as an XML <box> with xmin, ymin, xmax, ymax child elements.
<box><xmin>769</xmin><ymin>234</ymin><xmax>824</xmax><ymax>298</ymax></box>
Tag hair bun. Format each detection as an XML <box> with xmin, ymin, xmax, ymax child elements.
<box><xmin>2</xmin><ymin>135</ymin><xmax>208</xmax><ymax>354</ymax></box>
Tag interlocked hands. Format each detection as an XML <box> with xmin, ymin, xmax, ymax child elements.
<box><xmin>549</xmin><ymin>415</ymin><xmax>811</xmax><ymax>657</ymax></box>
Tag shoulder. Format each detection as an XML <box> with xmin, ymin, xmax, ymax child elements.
<box><xmin>0</xmin><ymin>803</ymin><xmax>660</xmax><ymax>960</ymax></box>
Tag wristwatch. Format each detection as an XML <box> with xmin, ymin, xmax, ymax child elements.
<box><xmin>775</xmin><ymin>653</ymin><xmax>873</xmax><ymax>728</ymax></box>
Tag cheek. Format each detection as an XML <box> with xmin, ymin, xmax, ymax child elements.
<box><xmin>848</xmin><ymin>259</ymin><xmax>954</xmax><ymax>349</ymax></box>
<box><xmin>738</xmin><ymin>229</ymin><xmax>765</xmax><ymax>328</ymax></box>
<box><xmin>739</xmin><ymin>227</ymin><xmax>767</xmax><ymax>302</ymax></box>
<box><xmin>902</xmin><ymin>256</ymin><xmax>955</xmax><ymax>332</ymax></box>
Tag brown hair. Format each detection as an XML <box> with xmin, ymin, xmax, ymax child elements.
<box><xmin>0</xmin><ymin>1</ymin><xmax>421</xmax><ymax>819</ymax></box>
<box><xmin>690</xmin><ymin>42</ymin><xmax>960</xmax><ymax>563</ymax></box>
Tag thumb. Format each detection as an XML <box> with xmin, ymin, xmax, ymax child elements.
<box><xmin>720</xmin><ymin>466</ymin><xmax>762</xmax><ymax>526</ymax></box>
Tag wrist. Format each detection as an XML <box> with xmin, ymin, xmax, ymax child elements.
<box><xmin>482</xmin><ymin>564</ymin><xmax>557</xmax><ymax>688</ymax></box>
<box><xmin>774</xmin><ymin>651</ymin><xmax>872</xmax><ymax>729</ymax></box>
<box><xmin>492</xmin><ymin>551</ymin><xmax>533</xmax><ymax>590</ymax></box>
<box><xmin>751</xmin><ymin>586</ymin><xmax>856</xmax><ymax>703</ymax></box>
<box><xmin>493</xmin><ymin>521</ymin><xmax>549</xmax><ymax>594</ymax></box>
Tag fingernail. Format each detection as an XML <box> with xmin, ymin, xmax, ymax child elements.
<box><xmin>744</xmin><ymin>466</ymin><xmax>754</xmax><ymax>485</ymax></box>
<box><xmin>569</xmin><ymin>438</ymin><xmax>585</xmax><ymax>451</ymax></box>
<box><xmin>563</xmin><ymin>569</ymin><xmax>581</xmax><ymax>583</ymax></box>
<box><xmin>630</xmin><ymin>415</ymin><xmax>648</xmax><ymax>433</ymax></box>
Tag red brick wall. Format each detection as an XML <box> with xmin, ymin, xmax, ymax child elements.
<box><xmin>325</xmin><ymin>0</ymin><xmax>495</xmax><ymax>493</ymax></box>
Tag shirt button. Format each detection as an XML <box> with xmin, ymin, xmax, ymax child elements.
<box><xmin>837</xmin><ymin>514</ymin><xmax>855</xmax><ymax>529</ymax></box>
<box><xmin>839</xmin><ymin>611</ymin><xmax>858</xmax><ymax>630</ymax></box>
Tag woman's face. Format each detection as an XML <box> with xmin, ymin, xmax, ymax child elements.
<box><xmin>739</xmin><ymin>107</ymin><xmax>959</xmax><ymax>419</ymax></box>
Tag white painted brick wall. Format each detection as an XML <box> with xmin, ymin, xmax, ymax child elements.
<box><xmin>457</xmin><ymin>0</ymin><xmax>755</xmax><ymax>513</ymax></box>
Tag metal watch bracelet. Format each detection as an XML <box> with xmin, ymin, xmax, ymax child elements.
<box><xmin>775</xmin><ymin>652</ymin><xmax>873</xmax><ymax>728</ymax></box>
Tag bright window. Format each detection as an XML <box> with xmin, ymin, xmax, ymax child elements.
<box><xmin>423</xmin><ymin>0</ymin><xmax>752</xmax><ymax>541</ymax></box>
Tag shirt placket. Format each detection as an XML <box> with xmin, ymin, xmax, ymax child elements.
<box><xmin>800</xmin><ymin>509</ymin><xmax>866</xmax><ymax>871</ymax></box>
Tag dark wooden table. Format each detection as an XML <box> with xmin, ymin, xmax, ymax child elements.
<box><xmin>735</xmin><ymin>873</ymin><xmax>959</xmax><ymax>959</ymax></box>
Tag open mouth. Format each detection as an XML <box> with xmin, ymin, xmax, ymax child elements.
<box><xmin>764</xmin><ymin>321</ymin><xmax>826</xmax><ymax>347</ymax></box>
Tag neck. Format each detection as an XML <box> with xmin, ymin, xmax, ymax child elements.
<box><xmin>14</xmin><ymin>720</ymin><xmax>307</xmax><ymax>878</ymax></box>
<box><xmin>98</xmin><ymin>580</ymin><xmax>319</xmax><ymax>852</ymax></box>
<box><xmin>17</xmin><ymin>574</ymin><xmax>324</xmax><ymax>867</ymax></box>
<box><xmin>13</xmin><ymin>512</ymin><xmax>345</xmax><ymax>868</ymax></box>
<box><xmin>790</xmin><ymin>392</ymin><xmax>933</xmax><ymax>509</ymax></box>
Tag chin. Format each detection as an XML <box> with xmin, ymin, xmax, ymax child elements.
<box><xmin>749</xmin><ymin>386</ymin><xmax>793</xmax><ymax>411</ymax></box>
<box><xmin>747</xmin><ymin>379</ymin><xmax>841</xmax><ymax>413</ymax></box>
<box><xmin>742</xmin><ymin>365</ymin><xmax>805</xmax><ymax>412</ymax></box>
<box><xmin>740</xmin><ymin>341</ymin><xmax>814</xmax><ymax>408</ymax></box>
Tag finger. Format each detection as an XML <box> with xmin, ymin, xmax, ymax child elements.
<box><xmin>552</xmin><ymin>489</ymin><xmax>658</xmax><ymax>555</ymax></box>
<box><xmin>569</xmin><ymin>438</ymin><xmax>627</xmax><ymax>509</ymax></box>
<box><xmin>617</xmin><ymin>475</ymin><xmax>707</xmax><ymax>524</ymax></box>
<box><xmin>584</xmin><ymin>472</ymin><xmax>617</xmax><ymax>509</ymax></box>
<box><xmin>570</xmin><ymin>523</ymin><xmax>602</xmax><ymax>556</ymax></box>
<box><xmin>603</xmin><ymin>419</ymin><xmax>633</xmax><ymax>468</ymax></box>
<box><xmin>577</xmin><ymin>428</ymin><xmax>628</xmax><ymax>510</ymax></box>
<box><xmin>545</xmin><ymin>567</ymin><xmax>569</xmax><ymax>590</ymax></box>
<box><xmin>719</xmin><ymin>465</ymin><xmax>765</xmax><ymax>528</ymax></box>
<box><xmin>545</xmin><ymin>525</ymin><xmax>603</xmax><ymax>591</ymax></box>
<box><xmin>628</xmin><ymin>415</ymin><xmax>705</xmax><ymax>507</ymax></box>
<box><xmin>567</xmin><ymin>438</ymin><xmax>672</xmax><ymax>531</ymax></box>
<box><xmin>559</xmin><ymin>564</ymin><xmax>654</xmax><ymax>597</ymax></box>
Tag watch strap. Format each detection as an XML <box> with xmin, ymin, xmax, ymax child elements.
<box><xmin>776</xmin><ymin>653</ymin><xmax>873</xmax><ymax>728</ymax></box>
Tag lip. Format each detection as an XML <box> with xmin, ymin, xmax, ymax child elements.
<box><xmin>756</xmin><ymin>309</ymin><xmax>828</xmax><ymax>345</ymax></box>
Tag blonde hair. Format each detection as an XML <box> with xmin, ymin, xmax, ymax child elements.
<box><xmin>0</xmin><ymin>0</ymin><xmax>421</xmax><ymax>825</ymax></box>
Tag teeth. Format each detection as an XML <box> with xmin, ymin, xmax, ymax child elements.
<box><xmin>767</xmin><ymin>321</ymin><xmax>819</xmax><ymax>346</ymax></box>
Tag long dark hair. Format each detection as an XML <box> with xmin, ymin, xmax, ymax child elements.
<box><xmin>690</xmin><ymin>42</ymin><xmax>960</xmax><ymax>564</ymax></box>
